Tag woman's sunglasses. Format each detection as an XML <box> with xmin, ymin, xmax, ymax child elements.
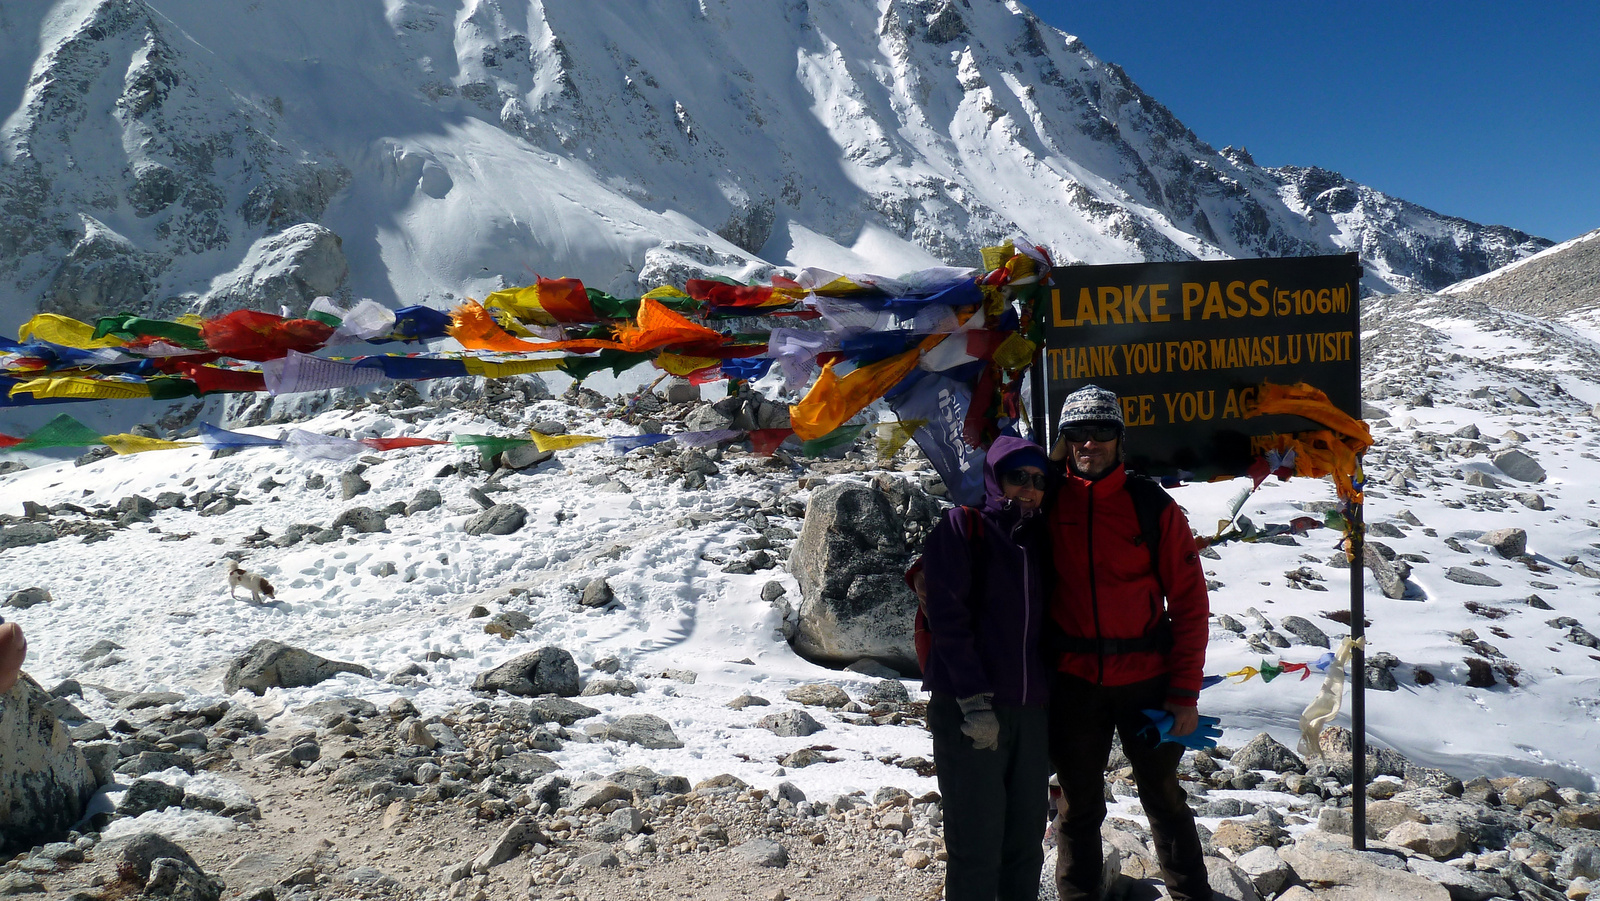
<box><xmin>1002</xmin><ymin>470</ymin><xmax>1049</xmax><ymax>491</ymax></box>
<box><xmin>1060</xmin><ymin>425</ymin><xmax>1122</xmax><ymax>444</ymax></box>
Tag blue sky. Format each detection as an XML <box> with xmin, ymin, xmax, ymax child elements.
<box><xmin>1027</xmin><ymin>1</ymin><xmax>1598</xmax><ymax>243</ymax></box>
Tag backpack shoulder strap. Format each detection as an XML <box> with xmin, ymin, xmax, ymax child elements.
<box><xmin>1123</xmin><ymin>472</ymin><xmax>1174</xmax><ymax>594</ymax></box>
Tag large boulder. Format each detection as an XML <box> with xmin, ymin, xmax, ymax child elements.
<box><xmin>788</xmin><ymin>480</ymin><xmax>927</xmax><ymax>673</ymax></box>
<box><xmin>473</xmin><ymin>647</ymin><xmax>581</xmax><ymax>697</ymax></box>
<box><xmin>1</xmin><ymin>677</ymin><xmax>101</xmax><ymax>850</ymax></box>
<box><xmin>1279</xmin><ymin>840</ymin><xmax>1450</xmax><ymax>901</ymax></box>
<box><xmin>222</xmin><ymin>640</ymin><xmax>371</xmax><ymax>696</ymax></box>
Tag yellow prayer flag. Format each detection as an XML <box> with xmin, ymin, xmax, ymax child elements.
<box><xmin>9</xmin><ymin>377</ymin><xmax>152</xmax><ymax>400</ymax></box>
<box><xmin>529</xmin><ymin>431</ymin><xmax>604</xmax><ymax>452</ymax></box>
<box><xmin>642</xmin><ymin>285</ymin><xmax>690</xmax><ymax>300</ymax></box>
<box><xmin>980</xmin><ymin>242</ymin><xmax>1016</xmax><ymax>273</ymax></box>
<box><xmin>17</xmin><ymin>314</ymin><xmax>125</xmax><ymax>349</ymax></box>
<box><xmin>102</xmin><ymin>434</ymin><xmax>198</xmax><ymax>455</ymax></box>
<box><xmin>655</xmin><ymin>353</ymin><xmax>720</xmax><ymax>376</ymax></box>
<box><xmin>463</xmin><ymin>357</ymin><xmax>565</xmax><ymax>377</ymax></box>
<box><xmin>875</xmin><ymin>419</ymin><xmax>924</xmax><ymax>460</ymax></box>
<box><xmin>992</xmin><ymin>333</ymin><xmax>1037</xmax><ymax>371</ymax></box>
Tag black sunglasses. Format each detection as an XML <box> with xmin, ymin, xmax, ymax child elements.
<box><xmin>1002</xmin><ymin>470</ymin><xmax>1048</xmax><ymax>490</ymax></box>
<box><xmin>1060</xmin><ymin>425</ymin><xmax>1121</xmax><ymax>444</ymax></box>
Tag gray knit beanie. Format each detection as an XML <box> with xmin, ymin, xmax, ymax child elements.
<box><xmin>1058</xmin><ymin>385</ymin><xmax>1123</xmax><ymax>428</ymax></box>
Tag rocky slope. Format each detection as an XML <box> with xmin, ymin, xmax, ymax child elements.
<box><xmin>0</xmin><ymin>0</ymin><xmax>1554</xmax><ymax>327</ymax></box>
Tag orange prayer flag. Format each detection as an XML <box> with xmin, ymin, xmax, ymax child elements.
<box><xmin>613</xmin><ymin>298</ymin><xmax>726</xmax><ymax>353</ymax></box>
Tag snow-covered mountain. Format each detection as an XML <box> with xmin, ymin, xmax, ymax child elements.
<box><xmin>0</xmin><ymin>0</ymin><xmax>1555</xmax><ymax>327</ymax></box>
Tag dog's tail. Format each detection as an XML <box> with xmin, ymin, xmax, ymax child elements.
<box><xmin>261</xmin><ymin>577</ymin><xmax>275</xmax><ymax>599</ymax></box>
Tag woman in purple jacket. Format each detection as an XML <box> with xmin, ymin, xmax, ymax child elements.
<box><xmin>920</xmin><ymin>435</ymin><xmax>1053</xmax><ymax>901</ymax></box>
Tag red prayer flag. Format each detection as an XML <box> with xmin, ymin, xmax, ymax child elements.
<box><xmin>748</xmin><ymin>428</ymin><xmax>793</xmax><ymax>456</ymax></box>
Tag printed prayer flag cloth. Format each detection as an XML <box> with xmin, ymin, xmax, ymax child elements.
<box><xmin>608</xmin><ymin>434</ymin><xmax>674</xmax><ymax>454</ymax></box>
<box><xmin>11</xmin><ymin>414</ymin><xmax>104</xmax><ymax>450</ymax></box>
<box><xmin>530</xmin><ymin>431</ymin><xmax>604</xmax><ymax>453</ymax></box>
<box><xmin>462</xmin><ymin>357</ymin><xmax>565</xmax><ymax>378</ymax></box>
<box><xmin>9</xmin><ymin>376</ymin><xmax>152</xmax><ymax>401</ymax></box>
<box><xmin>92</xmin><ymin>314</ymin><xmax>206</xmax><ymax>349</ymax></box>
<box><xmin>284</xmin><ymin>429</ymin><xmax>366</xmax><ymax>462</ymax></box>
<box><xmin>361</xmin><ymin>437</ymin><xmax>450</xmax><ymax>451</ymax></box>
<box><xmin>17</xmin><ymin>313</ymin><xmax>126</xmax><ymax>349</ymax></box>
<box><xmin>102</xmin><ymin>434</ymin><xmax>197</xmax><ymax>455</ymax></box>
<box><xmin>483</xmin><ymin>277</ymin><xmax>596</xmax><ymax>326</ymax></box>
<box><xmin>263</xmin><ymin>351</ymin><xmax>387</xmax><ymax>395</ymax></box>
<box><xmin>200</xmin><ymin>310</ymin><xmax>335</xmax><ymax>361</ymax></box>
<box><xmin>390</xmin><ymin>306</ymin><xmax>452</xmax><ymax>342</ymax></box>
<box><xmin>789</xmin><ymin>343</ymin><xmax>927</xmax><ymax>441</ymax></box>
<box><xmin>801</xmin><ymin>423</ymin><xmax>865</xmax><ymax>457</ymax></box>
<box><xmin>875</xmin><ymin>419</ymin><xmax>924</xmax><ymax>460</ymax></box>
<box><xmin>676</xmin><ymin>429</ymin><xmax>740</xmax><ymax>448</ymax></box>
<box><xmin>748</xmin><ymin>428</ymin><xmax>793</xmax><ymax>456</ymax></box>
<box><xmin>199</xmin><ymin>423</ymin><xmax>284</xmax><ymax>450</ymax></box>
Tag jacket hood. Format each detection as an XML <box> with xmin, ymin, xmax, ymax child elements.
<box><xmin>982</xmin><ymin>435</ymin><xmax>1048</xmax><ymax>514</ymax></box>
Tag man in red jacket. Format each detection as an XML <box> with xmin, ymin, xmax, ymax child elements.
<box><xmin>1047</xmin><ymin>385</ymin><xmax>1212</xmax><ymax>901</ymax></box>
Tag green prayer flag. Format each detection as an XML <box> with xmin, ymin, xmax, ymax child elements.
<box><xmin>801</xmin><ymin>423</ymin><xmax>865</xmax><ymax>458</ymax></box>
<box><xmin>559</xmin><ymin>350</ymin><xmax>651</xmax><ymax>381</ymax></box>
<box><xmin>13</xmin><ymin>414</ymin><xmax>105</xmax><ymax>450</ymax></box>
<box><xmin>92</xmin><ymin>315</ymin><xmax>205</xmax><ymax>348</ymax></box>
<box><xmin>1258</xmin><ymin>660</ymin><xmax>1284</xmax><ymax>683</ymax></box>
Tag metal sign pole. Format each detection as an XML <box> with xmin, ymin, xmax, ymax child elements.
<box><xmin>1349</xmin><ymin>462</ymin><xmax>1368</xmax><ymax>850</ymax></box>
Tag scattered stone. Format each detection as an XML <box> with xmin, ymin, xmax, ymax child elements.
<box><xmin>464</xmin><ymin>503</ymin><xmax>528</xmax><ymax>536</ymax></box>
<box><xmin>590</xmin><ymin>714</ymin><xmax>683</xmax><ymax>749</ymax></box>
<box><xmin>406</xmin><ymin>489</ymin><xmax>442</xmax><ymax>515</ymax></box>
<box><xmin>1492</xmin><ymin>448</ymin><xmax>1545</xmax><ymax>482</ymax></box>
<box><xmin>727</xmin><ymin>694</ymin><xmax>770</xmax><ymax>710</ymax></box>
<box><xmin>339</xmin><ymin>471</ymin><xmax>370</xmax><ymax>499</ymax></box>
<box><xmin>1445</xmin><ymin>567</ymin><xmax>1502</xmax><ymax>587</ymax></box>
<box><xmin>331</xmin><ymin>506</ymin><xmax>387</xmax><ymax>533</ymax></box>
<box><xmin>223</xmin><ymin>640</ymin><xmax>371</xmax><ymax>695</ymax></box>
<box><xmin>784</xmin><ymin>684</ymin><xmax>850</xmax><ymax>708</ymax></box>
<box><xmin>1384</xmin><ymin>820</ymin><xmax>1468</xmax><ymax>859</ymax></box>
<box><xmin>117</xmin><ymin>778</ymin><xmax>186</xmax><ymax>816</ymax></box>
<box><xmin>756</xmin><ymin>710</ymin><xmax>824</xmax><ymax>738</ymax></box>
<box><xmin>471</xmin><ymin>816</ymin><xmax>550</xmax><ymax>873</ymax></box>
<box><xmin>732</xmin><ymin>838</ymin><xmax>789</xmax><ymax>868</ymax></box>
<box><xmin>1278</xmin><ymin>615</ymin><xmax>1331</xmax><ymax>648</ymax></box>
<box><xmin>3</xmin><ymin>587</ymin><xmax>52</xmax><ymax>609</ymax></box>
<box><xmin>1231</xmin><ymin>733</ymin><xmax>1306</xmax><ymax>774</ymax></box>
<box><xmin>580</xmin><ymin>578</ymin><xmax>615</xmax><ymax>608</ymax></box>
<box><xmin>473</xmin><ymin>647</ymin><xmax>581</xmax><ymax>697</ymax></box>
<box><xmin>1476</xmin><ymin>527</ymin><xmax>1528</xmax><ymax>558</ymax></box>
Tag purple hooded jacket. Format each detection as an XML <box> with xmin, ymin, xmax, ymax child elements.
<box><xmin>918</xmin><ymin>435</ymin><xmax>1052</xmax><ymax>708</ymax></box>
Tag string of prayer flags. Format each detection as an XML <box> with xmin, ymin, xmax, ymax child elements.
<box><xmin>198</xmin><ymin>423</ymin><xmax>284</xmax><ymax>450</ymax></box>
<box><xmin>801</xmin><ymin>423</ymin><xmax>865</xmax><ymax>458</ymax></box>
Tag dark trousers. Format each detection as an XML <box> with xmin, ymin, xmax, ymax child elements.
<box><xmin>1048</xmin><ymin>674</ymin><xmax>1212</xmax><ymax>901</ymax></box>
<box><xmin>929</xmin><ymin>693</ymin><xmax>1051</xmax><ymax>901</ymax></box>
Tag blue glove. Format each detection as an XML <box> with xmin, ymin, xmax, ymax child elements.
<box><xmin>1138</xmin><ymin>709</ymin><xmax>1222</xmax><ymax>750</ymax></box>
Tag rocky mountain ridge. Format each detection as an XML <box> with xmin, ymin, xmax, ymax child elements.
<box><xmin>0</xmin><ymin>0</ymin><xmax>1554</xmax><ymax>327</ymax></box>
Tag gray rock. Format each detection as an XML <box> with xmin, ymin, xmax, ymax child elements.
<box><xmin>788</xmin><ymin>481</ymin><xmax>922</xmax><ymax>672</ymax></box>
<box><xmin>784</xmin><ymin>683</ymin><xmax>851</xmax><ymax>708</ymax></box>
<box><xmin>1279</xmin><ymin>841</ymin><xmax>1449</xmax><ymax>900</ymax></box>
<box><xmin>222</xmin><ymin>640</ymin><xmax>371</xmax><ymax>695</ymax></box>
<box><xmin>471</xmin><ymin>816</ymin><xmax>549</xmax><ymax>873</ymax></box>
<box><xmin>405</xmin><ymin>489</ymin><xmax>442</xmax><ymax>515</ymax></box>
<box><xmin>118</xmin><ymin>778</ymin><xmax>186</xmax><ymax>816</ymax></box>
<box><xmin>339</xmin><ymin>471</ymin><xmax>370</xmax><ymax>500</ymax></box>
<box><xmin>1492</xmin><ymin>448</ymin><xmax>1545</xmax><ymax>482</ymax></box>
<box><xmin>1501</xmin><ymin>776</ymin><xmax>1563</xmax><ymax>808</ymax></box>
<box><xmin>756</xmin><ymin>710</ymin><xmax>825</xmax><ymax>738</ymax></box>
<box><xmin>1365</xmin><ymin>545</ymin><xmax>1408</xmax><ymax>599</ymax></box>
<box><xmin>685</xmin><ymin>405</ymin><xmax>734</xmax><ymax>432</ymax></box>
<box><xmin>590</xmin><ymin>714</ymin><xmax>683</xmax><ymax>749</ymax></box>
<box><xmin>1278</xmin><ymin>615</ymin><xmax>1331</xmax><ymax>648</ymax></box>
<box><xmin>331</xmin><ymin>506</ymin><xmax>387</xmax><ymax>533</ymax></box>
<box><xmin>1231</xmin><ymin>732</ymin><xmax>1306</xmax><ymax>774</ymax></box>
<box><xmin>732</xmin><ymin>838</ymin><xmax>789</xmax><ymax>867</ymax></box>
<box><xmin>526</xmin><ymin>697</ymin><xmax>599</xmax><ymax>725</ymax></box>
<box><xmin>3</xmin><ymin>587</ymin><xmax>53</xmax><ymax>609</ymax></box>
<box><xmin>1234</xmin><ymin>846</ymin><xmax>1293</xmax><ymax>897</ymax></box>
<box><xmin>863</xmin><ymin>679</ymin><xmax>911</xmax><ymax>706</ymax></box>
<box><xmin>606</xmin><ymin>766</ymin><xmax>690</xmax><ymax>798</ymax></box>
<box><xmin>1444</xmin><ymin>567</ymin><xmax>1502</xmax><ymax>587</ymax></box>
<box><xmin>1506</xmin><ymin>386</ymin><xmax>1540</xmax><ymax>407</ymax></box>
<box><xmin>1206</xmin><ymin>855</ymin><xmax>1260</xmax><ymax>901</ymax></box>
<box><xmin>580</xmin><ymin>678</ymin><xmax>637</xmax><ymax>697</ymax></box>
<box><xmin>1557</xmin><ymin>843</ymin><xmax>1600</xmax><ymax>881</ymax></box>
<box><xmin>0</xmin><ymin>523</ymin><xmax>57</xmax><ymax>550</ymax></box>
<box><xmin>1383</xmin><ymin>820</ymin><xmax>1467</xmax><ymax>859</ymax></box>
<box><xmin>500</xmin><ymin>445</ymin><xmax>555</xmax><ymax>470</ymax></box>
<box><xmin>0</xmin><ymin>678</ymin><xmax>100</xmax><ymax>847</ymax></box>
<box><xmin>473</xmin><ymin>647</ymin><xmax>581</xmax><ymax>697</ymax></box>
<box><xmin>1404</xmin><ymin>858</ymin><xmax>1504</xmax><ymax>901</ymax></box>
<box><xmin>571</xmin><ymin>781</ymin><xmax>631</xmax><ymax>810</ymax></box>
<box><xmin>580</xmin><ymin>578</ymin><xmax>615</xmax><ymax>608</ymax></box>
<box><xmin>1475</xmin><ymin>527</ymin><xmax>1527</xmax><ymax>558</ymax></box>
<box><xmin>143</xmin><ymin>856</ymin><xmax>224</xmax><ymax>901</ymax></box>
<box><xmin>109</xmin><ymin>833</ymin><xmax>206</xmax><ymax>886</ymax></box>
<box><xmin>464</xmin><ymin>503</ymin><xmax>528</xmax><ymax>536</ymax></box>
<box><xmin>79</xmin><ymin>639</ymin><xmax>124</xmax><ymax>661</ymax></box>
<box><xmin>1463</xmin><ymin>470</ymin><xmax>1501</xmax><ymax>489</ymax></box>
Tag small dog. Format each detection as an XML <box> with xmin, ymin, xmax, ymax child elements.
<box><xmin>226</xmin><ymin>560</ymin><xmax>276</xmax><ymax>604</ymax></box>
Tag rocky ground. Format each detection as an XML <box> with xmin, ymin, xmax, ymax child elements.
<box><xmin>6</xmin><ymin>675</ymin><xmax>1600</xmax><ymax>901</ymax></box>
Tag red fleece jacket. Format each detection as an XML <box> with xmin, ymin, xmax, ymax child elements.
<box><xmin>1048</xmin><ymin>466</ymin><xmax>1209</xmax><ymax>706</ymax></box>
